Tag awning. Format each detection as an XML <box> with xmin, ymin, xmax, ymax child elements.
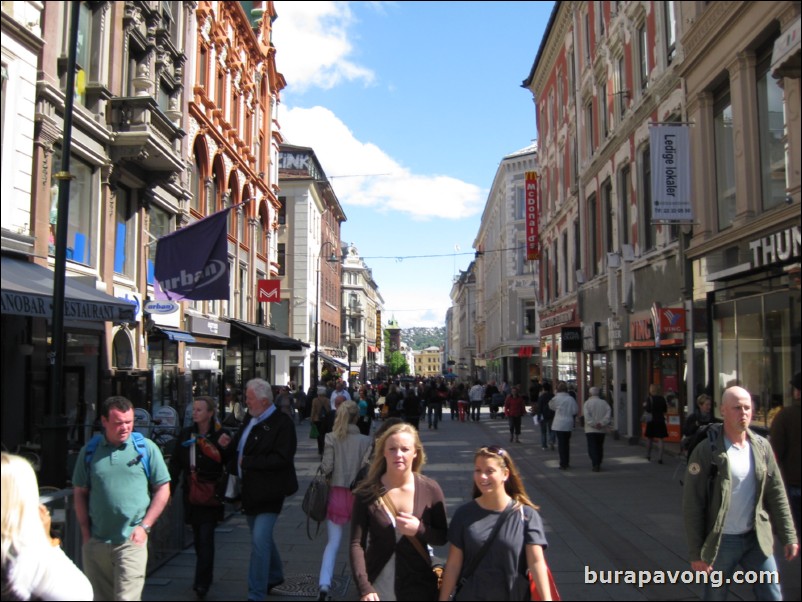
<box><xmin>318</xmin><ymin>351</ymin><xmax>349</xmax><ymax>370</ymax></box>
<box><xmin>153</xmin><ymin>327</ymin><xmax>196</xmax><ymax>343</ymax></box>
<box><xmin>1</xmin><ymin>256</ymin><xmax>136</xmax><ymax>322</ymax></box>
<box><xmin>228</xmin><ymin>318</ymin><xmax>308</xmax><ymax>351</ymax></box>
<box><xmin>367</xmin><ymin>345</ymin><xmax>379</xmax><ymax>353</ymax></box>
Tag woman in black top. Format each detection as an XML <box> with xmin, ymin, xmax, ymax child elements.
<box><xmin>169</xmin><ymin>396</ymin><xmax>226</xmax><ymax>599</ymax></box>
<box><xmin>644</xmin><ymin>384</ymin><xmax>668</xmax><ymax>463</ymax></box>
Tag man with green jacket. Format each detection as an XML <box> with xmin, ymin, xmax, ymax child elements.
<box><xmin>683</xmin><ymin>386</ymin><xmax>798</xmax><ymax>601</ymax></box>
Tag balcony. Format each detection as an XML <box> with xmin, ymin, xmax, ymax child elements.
<box><xmin>108</xmin><ymin>96</ymin><xmax>186</xmax><ymax>174</ymax></box>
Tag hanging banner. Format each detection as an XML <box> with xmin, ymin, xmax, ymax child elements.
<box><xmin>154</xmin><ymin>207</ymin><xmax>232</xmax><ymax>301</ymax></box>
<box><xmin>650</xmin><ymin>124</ymin><xmax>692</xmax><ymax>221</ymax></box>
<box><xmin>525</xmin><ymin>171</ymin><xmax>540</xmax><ymax>260</ymax></box>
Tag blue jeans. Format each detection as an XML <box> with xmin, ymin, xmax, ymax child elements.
<box><xmin>703</xmin><ymin>531</ymin><xmax>781</xmax><ymax>601</ymax></box>
<box><xmin>540</xmin><ymin>420</ymin><xmax>555</xmax><ymax>448</ymax></box>
<box><xmin>245</xmin><ymin>512</ymin><xmax>284</xmax><ymax>601</ymax></box>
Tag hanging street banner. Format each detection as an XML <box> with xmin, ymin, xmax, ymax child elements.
<box><xmin>525</xmin><ymin>171</ymin><xmax>540</xmax><ymax>260</ymax></box>
<box><xmin>650</xmin><ymin>124</ymin><xmax>692</xmax><ymax>221</ymax></box>
<box><xmin>154</xmin><ymin>207</ymin><xmax>231</xmax><ymax>301</ymax></box>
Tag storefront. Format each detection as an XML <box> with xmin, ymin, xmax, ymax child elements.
<box><xmin>626</xmin><ymin>307</ymin><xmax>687</xmax><ymax>443</ymax></box>
<box><xmin>185</xmin><ymin>314</ymin><xmax>230</xmax><ymax>419</ymax></box>
<box><xmin>0</xmin><ymin>255</ymin><xmax>136</xmax><ymax>484</ymax></box>
<box><xmin>539</xmin><ymin>304</ymin><xmax>580</xmax><ymax>391</ymax></box>
<box><xmin>227</xmin><ymin>318</ymin><xmax>308</xmax><ymax>393</ymax></box>
<box><xmin>700</xmin><ymin>224</ymin><xmax>800</xmax><ymax>430</ymax></box>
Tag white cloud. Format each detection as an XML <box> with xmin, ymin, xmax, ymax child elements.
<box><xmin>273</xmin><ymin>1</ymin><xmax>375</xmax><ymax>92</ymax></box>
<box><xmin>280</xmin><ymin>106</ymin><xmax>484</xmax><ymax>220</ymax></box>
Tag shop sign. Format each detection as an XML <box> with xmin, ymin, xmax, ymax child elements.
<box><xmin>525</xmin><ymin>171</ymin><xmax>540</xmax><ymax>260</ymax></box>
<box><xmin>658</xmin><ymin>307</ymin><xmax>685</xmax><ymax>334</ymax></box>
<box><xmin>187</xmin><ymin>315</ymin><xmax>230</xmax><ymax>338</ymax></box>
<box><xmin>561</xmin><ymin>327</ymin><xmax>582</xmax><ymax>352</ymax></box>
<box><xmin>144</xmin><ymin>300</ymin><xmax>178</xmax><ymax>314</ymax></box>
<box><xmin>582</xmin><ymin>322</ymin><xmax>599</xmax><ymax>352</ymax></box>
<box><xmin>608</xmin><ymin>317</ymin><xmax>623</xmax><ymax>348</ymax></box>
<box><xmin>748</xmin><ymin>225</ymin><xmax>800</xmax><ymax>268</ymax></box>
<box><xmin>257</xmin><ymin>279</ymin><xmax>281</xmax><ymax>302</ymax></box>
<box><xmin>541</xmin><ymin>308</ymin><xmax>575</xmax><ymax>329</ymax></box>
<box><xmin>631</xmin><ymin>315</ymin><xmax>655</xmax><ymax>342</ymax></box>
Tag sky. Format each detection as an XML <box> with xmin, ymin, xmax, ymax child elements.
<box><xmin>272</xmin><ymin>1</ymin><xmax>555</xmax><ymax>329</ymax></box>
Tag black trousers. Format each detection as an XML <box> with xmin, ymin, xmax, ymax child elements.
<box><xmin>192</xmin><ymin>520</ymin><xmax>217</xmax><ymax>589</ymax></box>
<box><xmin>555</xmin><ymin>431</ymin><xmax>572</xmax><ymax>468</ymax></box>
<box><xmin>586</xmin><ymin>432</ymin><xmax>606</xmax><ymax>468</ymax></box>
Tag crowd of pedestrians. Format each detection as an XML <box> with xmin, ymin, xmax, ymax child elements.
<box><xmin>3</xmin><ymin>374</ymin><xmax>799</xmax><ymax>602</ymax></box>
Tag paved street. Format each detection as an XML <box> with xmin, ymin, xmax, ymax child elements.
<box><xmin>143</xmin><ymin>413</ymin><xmax>800</xmax><ymax>601</ymax></box>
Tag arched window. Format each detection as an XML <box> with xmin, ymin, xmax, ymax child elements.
<box><xmin>112</xmin><ymin>329</ymin><xmax>134</xmax><ymax>369</ymax></box>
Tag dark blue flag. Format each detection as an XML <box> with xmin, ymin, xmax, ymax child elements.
<box><xmin>153</xmin><ymin>208</ymin><xmax>230</xmax><ymax>301</ymax></box>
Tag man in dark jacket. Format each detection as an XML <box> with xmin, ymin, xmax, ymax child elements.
<box><xmin>219</xmin><ymin>378</ymin><xmax>297</xmax><ymax>601</ymax></box>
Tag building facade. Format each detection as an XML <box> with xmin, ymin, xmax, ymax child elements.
<box><xmin>473</xmin><ymin>143</ymin><xmax>540</xmax><ymax>389</ymax></box>
<box><xmin>413</xmin><ymin>346</ymin><xmax>443</xmax><ymax>380</ymax></box>
<box><xmin>525</xmin><ymin>1</ymin><xmax>688</xmax><ymax>441</ymax></box>
<box><xmin>340</xmin><ymin>243</ymin><xmax>384</xmax><ymax>385</ymax></box>
<box><xmin>277</xmin><ymin>143</ymin><xmax>346</xmax><ymax>390</ymax></box>
<box><xmin>680</xmin><ymin>1</ymin><xmax>800</xmax><ymax>427</ymax></box>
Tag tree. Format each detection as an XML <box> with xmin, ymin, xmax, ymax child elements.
<box><xmin>388</xmin><ymin>351</ymin><xmax>409</xmax><ymax>377</ymax></box>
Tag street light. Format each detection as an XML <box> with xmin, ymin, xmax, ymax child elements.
<box><xmin>313</xmin><ymin>241</ymin><xmax>338</xmax><ymax>389</ymax></box>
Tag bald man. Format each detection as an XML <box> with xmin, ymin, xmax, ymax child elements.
<box><xmin>683</xmin><ymin>386</ymin><xmax>798</xmax><ymax>601</ymax></box>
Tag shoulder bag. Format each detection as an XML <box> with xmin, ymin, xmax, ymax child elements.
<box><xmin>188</xmin><ymin>443</ymin><xmax>222</xmax><ymax>507</ymax></box>
<box><xmin>302</xmin><ymin>466</ymin><xmax>330</xmax><ymax>539</ymax></box>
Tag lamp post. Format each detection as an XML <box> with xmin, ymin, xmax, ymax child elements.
<box><xmin>313</xmin><ymin>241</ymin><xmax>338</xmax><ymax>389</ymax></box>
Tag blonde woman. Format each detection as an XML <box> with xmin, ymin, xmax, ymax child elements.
<box><xmin>438</xmin><ymin>446</ymin><xmax>551</xmax><ymax>601</ymax></box>
<box><xmin>317</xmin><ymin>401</ymin><xmax>372</xmax><ymax>601</ymax></box>
<box><xmin>1</xmin><ymin>452</ymin><xmax>93</xmax><ymax>601</ymax></box>
<box><xmin>350</xmin><ymin>423</ymin><xmax>448</xmax><ymax>601</ymax></box>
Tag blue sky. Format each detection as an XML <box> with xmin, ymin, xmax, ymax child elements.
<box><xmin>273</xmin><ymin>1</ymin><xmax>555</xmax><ymax>328</ymax></box>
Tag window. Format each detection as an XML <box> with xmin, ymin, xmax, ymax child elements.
<box><xmin>74</xmin><ymin>2</ymin><xmax>100</xmax><ymax>107</ymax></box>
<box><xmin>160</xmin><ymin>1</ymin><xmax>180</xmax><ymax>46</ymax></box>
<box><xmin>523</xmin><ymin>300</ymin><xmax>537</xmax><ymax>335</ymax></box>
<box><xmin>599</xmin><ymin>82</ymin><xmax>608</xmax><ymax>139</ymax></box>
<box><xmin>114</xmin><ymin>187</ymin><xmax>136</xmax><ymax>278</ymax></box>
<box><xmin>588</xmin><ymin>193</ymin><xmax>598</xmax><ymax>274</ymax></box>
<box><xmin>619</xmin><ymin>166</ymin><xmax>630</xmax><ymax>246</ymax></box>
<box><xmin>542</xmin><ymin>248</ymin><xmax>550</xmax><ymax>302</ymax></box>
<box><xmin>51</xmin><ymin>149</ymin><xmax>97</xmax><ymax>267</ymax></box>
<box><xmin>756</xmin><ymin>46</ymin><xmax>786</xmax><ymax>211</ymax></box>
<box><xmin>664</xmin><ymin>2</ymin><xmax>677</xmax><ymax>64</ymax></box>
<box><xmin>561</xmin><ymin>231</ymin><xmax>568</xmax><ymax>295</ymax></box>
<box><xmin>239</xmin><ymin>264</ymin><xmax>247</xmax><ymax>320</ymax></box>
<box><xmin>616</xmin><ymin>56</ymin><xmax>627</xmax><ymax>118</ymax></box>
<box><xmin>278</xmin><ymin>196</ymin><xmax>286</xmax><ymax>225</ymax></box>
<box><xmin>602</xmin><ymin>179</ymin><xmax>613</xmax><ymax>255</ymax></box>
<box><xmin>216</xmin><ymin>67</ymin><xmax>225</xmax><ymax>109</ymax></box>
<box><xmin>584</xmin><ymin>11</ymin><xmax>591</xmax><ymax>63</ymax></box>
<box><xmin>641</xmin><ymin>146</ymin><xmax>656</xmax><ymax>250</ymax></box>
<box><xmin>147</xmin><ymin>206</ymin><xmax>171</xmax><ymax>285</ymax></box>
<box><xmin>277</xmin><ymin>243</ymin><xmax>286</xmax><ymax>276</ymax></box>
<box><xmin>198</xmin><ymin>46</ymin><xmax>208</xmax><ymax>89</ymax></box>
<box><xmin>190</xmin><ymin>150</ymin><xmax>203</xmax><ymax>212</ymax></box>
<box><xmin>638</xmin><ymin>23</ymin><xmax>649</xmax><ymax>92</ymax></box>
<box><xmin>714</xmin><ymin>87</ymin><xmax>736</xmax><ymax>230</ymax></box>
<box><xmin>515</xmin><ymin>186</ymin><xmax>525</xmax><ymax>220</ymax></box>
<box><xmin>573</xmin><ymin>219</ymin><xmax>581</xmax><ymax>283</ymax></box>
<box><xmin>585</xmin><ymin>101</ymin><xmax>595</xmax><ymax>154</ymax></box>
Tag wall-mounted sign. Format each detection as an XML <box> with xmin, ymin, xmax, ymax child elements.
<box><xmin>561</xmin><ymin>327</ymin><xmax>583</xmax><ymax>352</ymax></box>
<box><xmin>257</xmin><ymin>279</ymin><xmax>281</xmax><ymax>302</ymax></box>
<box><xmin>525</xmin><ymin>171</ymin><xmax>540</xmax><ymax>260</ymax></box>
<box><xmin>144</xmin><ymin>300</ymin><xmax>179</xmax><ymax>314</ymax></box>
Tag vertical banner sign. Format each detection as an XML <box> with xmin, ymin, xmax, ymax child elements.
<box><xmin>154</xmin><ymin>208</ymin><xmax>231</xmax><ymax>301</ymax></box>
<box><xmin>525</xmin><ymin>171</ymin><xmax>540</xmax><ymax>260</ymax></box>
<box><xmin>650</xmin><ymin>125</ymin><xmax>692</xmax><ymax>221</ymax></box>
<box><xmin>375</xmin><ymin>310</ymin><xmax>382</xmax><ymax>351</ymax></box>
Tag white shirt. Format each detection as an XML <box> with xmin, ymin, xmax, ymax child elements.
<box><xmin>722</xmin><ymin>437</ymin><xmax>756</xmax><ymax>534</ymax></box>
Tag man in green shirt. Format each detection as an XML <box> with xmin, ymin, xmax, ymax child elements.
<box><xmin>73</xmin><ymin>396</ymin><xmax>171</xmax><ymax>600</ymax></box>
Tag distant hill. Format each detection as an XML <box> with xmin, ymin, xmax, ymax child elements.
<box><xmin>401</xmin><ymin>326</ymin><xmax>446</xmax><ymax>350</ymax></box>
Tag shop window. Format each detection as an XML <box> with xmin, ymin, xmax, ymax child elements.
<box><xmin>51</xmin><ymin>148</ymin><xmax>97</xmax><ymax>267</ymax></box>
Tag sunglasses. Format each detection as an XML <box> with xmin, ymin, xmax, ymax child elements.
<box><xmin>484</xmin><ymin>445</ymin><xmax>507</xmax><ymax>457</ymax></box>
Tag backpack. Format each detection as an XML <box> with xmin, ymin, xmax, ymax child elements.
<box><xmin>84</xmin><ymin>431</ymin><xmax>151</xmax><ymax>486</ymax></box>
<box><xmin>683</xmin><ymin>423</ymin><xmax>773</xmax><ymax>485</ymax></box>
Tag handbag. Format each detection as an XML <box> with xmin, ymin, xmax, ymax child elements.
<box><xmin>641</xmin><ymin>412</ymin><xmax>653</xmax><ymax>423</ymax></box>
<box><xmin>188</xmin><ymin>443</ymin><xmax>222</xmax><ymax>507</ymax></box>
<box><xmin>310</xmin><ymin>422</ymin><xmax>319</xmax><ymax>439</ymax></box>
<box><xmin>529</xmin><ymin>566</ymin><xmax>561</xmax><ymax>601</ymax></box>
<box><xmin>380</xmin><ymin>493</ymin><xmax>443</xmax><ymax>596</ymax></box>
<box><xmin>302</xmin><ymin>467</ymin><xmax>330</xmax><ymax>539</ymax></box>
